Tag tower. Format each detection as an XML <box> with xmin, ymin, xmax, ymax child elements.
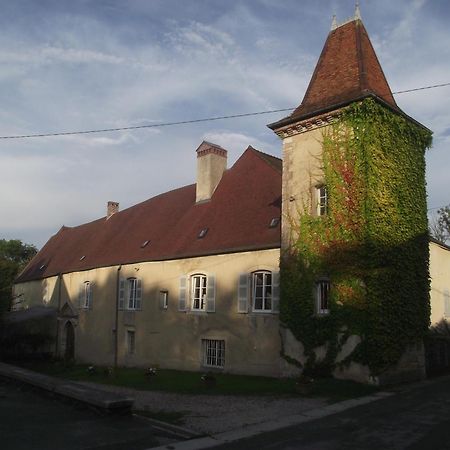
<box><xmin>269</xmin><ymin>7</ymin><xmax>432</xmax><ymax>384</ymax></box>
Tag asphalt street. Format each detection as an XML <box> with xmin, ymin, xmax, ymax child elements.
<box><xmin>212</xmin><ymin>375</ymin><xmax>450</xmax><ymax>450</ymax></box>
<box><xmin>0</xmin><ymin>378</ymin><xmax>181</xmax><ymax>450</ymax></box>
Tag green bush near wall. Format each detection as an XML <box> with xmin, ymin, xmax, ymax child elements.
<box><xmin>281</xmin><ymin>98</ymin><xmax>432</xmax><ymax>375</ymax></box>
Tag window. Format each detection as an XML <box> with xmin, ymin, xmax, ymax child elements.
<box><xmin>141</xmin><ymin>240</ymin><xmax>150</xmax><ymax>248</ymax></box>
<box><xmin>252</xmin><ymin>271</ymin><xmax>272</xmax><ymax>311</ymax></box>
<box><xmin>160</xmin><ymin>290</ymin><xmax>169</xmax><ymax>310</ymax></box>
<box><xmin>316</xmin><ymin>185</ymin><xmax>328</xmax><ymax>216</ymax></box>
<box><xmin>82</xmin><ymin>281</ymin><xmax>92</xmax><ymax>309</ymax></box>
<box><xmin>191</xmin><ymin>274</ymin><xmax>207</xmax><ymax>310</ymax></box>
<box><xmin>128</xmin><ymin>278</ymin><xmax>138</xmax><ymax>309</ymax></box>
<box><xmin>78</xmin><ymin>281</ymin><xmax>92</xmax><ymax>309</ymax></box>
<box><xmin>202</xmin><ymin>339</ymin><xmax>225</xmax><ymax>368</ymax></box>
<box><xmin>127</xmin><ymin>330</ymin><xmax>135</xmax><ymax>354</ymax></box>
<box><xmin>269</xmin><ymin>217</ymin><xmax>280</xmax><ymax>228</ymax></box>
<box><xmin>118</xmin><ymin>278</ymin><xmax>142</xmax><ymax>310</ymax></box>
<box><xmin>444</xmin><ymin>289</ymin><xmax>450</xmax><ymax>318</ymax></box>
<box><xmin>316</xmin><ymin>279</ymin><xmax>330</xmax><ymax>315</ymax></box>
<box><xmin>179</xmin><ymin>274</ymin><xmax>215</xmax><ymax>312</ymax></box>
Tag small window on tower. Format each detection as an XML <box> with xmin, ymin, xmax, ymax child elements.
<box><xmin>316</xmin><ymin>185</ymin><xmax>328</xmax><ymax>216</ymax></box>
<box><xmin>316</xmin><ymin>279</ymin><xmax>330</xmax><ymax>315</ymax></box>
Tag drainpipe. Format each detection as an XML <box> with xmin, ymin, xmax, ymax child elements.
<box><xmin>54</xmin><ymin>273</ymin><xmax>62</xmax><ymax>357</ymax></box>
<box><xmin>114</xmin><ymin>265</ymin><xmax>122</xmax><ymax>368</ymax></box>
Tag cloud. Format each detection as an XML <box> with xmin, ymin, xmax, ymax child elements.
<box><xmin>0</xmin><ymin>0</ymin><xmax>448</xmax><ymax>248</ymax></box>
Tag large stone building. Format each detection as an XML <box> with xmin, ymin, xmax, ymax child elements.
<box><xmin>12</xmin><ymin>8</ymin><xmax>450</xmax><ymax>383</ymax></box>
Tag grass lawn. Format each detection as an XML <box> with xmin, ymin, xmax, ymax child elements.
<box><xmin>15</xmin><ymin>360</ymin><xmax>379</xmax><ymax>401</ymax></box>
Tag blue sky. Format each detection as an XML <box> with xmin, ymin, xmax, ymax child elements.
<box><xmin>0</xmin><ymin>0</ymin><xmax>449</xmax><ymax>248</ymax></box>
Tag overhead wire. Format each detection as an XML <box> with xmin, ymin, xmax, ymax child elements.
<box><xmin>0</xmin><ymin>82</ymin><xmax>449</xmax><ymax>140</ymax></box>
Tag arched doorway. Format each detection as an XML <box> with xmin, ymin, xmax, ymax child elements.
<box><xmin>64</xmin><ymin>321</ymin><xmax>75</xmax><ymax>361</ymax></box>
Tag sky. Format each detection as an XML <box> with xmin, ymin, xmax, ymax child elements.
<box><xmin>0</xmin><ymin>0</ymin><xmax>449</xmax><ymax>249</ymax></box>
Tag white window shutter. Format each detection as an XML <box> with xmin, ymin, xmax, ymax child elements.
<box><xmin>272</xmin><ymin>271</ymin><xmax>280</xmax><ymax>313</ymax></box>
<box><xmin>179</xmin><ymin>276</ymin><xmax>187</xmax><ymax>311</ymax></box>
<box><xmin>78</xmin><ymin>283</ymin><xmax>84</xmax><ymax>309</ymax></box>
<box><xmin>238</xmin><ymin>273</ymin><xmax>249</xmax><ymax>313</ymax></box>
<box><xmin>136</xmin><ymin>279</ymin><xmax>142</xmax><ymax>310</ymax></box>
<box><xmin>88</xmin><ymin>282</ymin><xmax>93</xmax><ymax>309</ymax></box>
<box><xmin>118</xmin><ymin>278</ymin><xmax>125</xmax><ymax>310</ymax></box>
<box><xmin>444</xmin><ymin>290</ymin><xmax>450</xmax><ymax>317</ymax></box>
<box><xmin>206</xmin><ymin>275</ymin><xmax>216</xmax><ymax>312</ymax></box>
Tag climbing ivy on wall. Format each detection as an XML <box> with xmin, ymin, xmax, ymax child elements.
<box><xmin>280</xmin><ymin>98</ymin><xmax>432</xmax><ymax>375</ymax></box>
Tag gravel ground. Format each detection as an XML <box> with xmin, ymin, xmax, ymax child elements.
<box><xmin>80</xmin><ymin>382</ymin><xmax>327</xmax><ymax>435</ymax></box>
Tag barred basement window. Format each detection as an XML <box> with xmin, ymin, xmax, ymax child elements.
<box><xmin>202</xmin><ymin>339</ymin><xmax>225</xmax><ymax>368</ymax></box>
<box><xmin>127</xmin><ymin>330</ymin><xmax>135</xmax><ymax>354</ymax></box>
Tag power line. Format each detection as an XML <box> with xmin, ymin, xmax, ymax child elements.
<box><xmin>0</xmin><ymin>82</ymin><xmax>449</xmax><ymax>140</ymax></box>
<box><xmin>393</xmin><ymin>82</ymin><xmax>450</xmax><ymax>95</ymax></box>
<box><xmin>0</xmin><ymin>108</ymin><xmax>294</xmax><ymax>140</ymax></box>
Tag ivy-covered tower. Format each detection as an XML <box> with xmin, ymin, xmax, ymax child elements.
<box><xmin>269</xmin><ymin>7</ymin><xmax>432</xmax><ymax>384</ymax></box>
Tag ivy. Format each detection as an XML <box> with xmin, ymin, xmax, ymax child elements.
<box><xmin>281</xmin><ymin>98</ymin><xmax>432</xmax><ymax>375</ymax></box>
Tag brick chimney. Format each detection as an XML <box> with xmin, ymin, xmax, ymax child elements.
<box><xmin>107</xmin><ymin>201</ymin><xmax>119</xmax><ymax>219</ymax></box>
<box><xmin>196</xmin><ymin>141</ymin><xmax>227</xmax><ymax>203</ymax></box>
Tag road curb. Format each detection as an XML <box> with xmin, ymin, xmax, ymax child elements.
<box><xmin>133</xmin><ymin>413</ymin><xmax>202</xmax><ymax>440</ymax></box>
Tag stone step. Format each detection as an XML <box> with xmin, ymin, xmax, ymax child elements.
<box><xmin>0</xmin><ymin>362</ymin><xmax>134</xmax><ymax>413</ymax></box>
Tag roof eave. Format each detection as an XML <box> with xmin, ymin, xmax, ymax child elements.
<box><xmin>267</xmin><ymin>93</ymin><xmax>431</xmax><ymax>134</ymax></box>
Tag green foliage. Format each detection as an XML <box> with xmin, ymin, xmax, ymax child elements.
<box><xmin>429</xmin><ymin>205</ymin><xmax>450</xmax><ymax>244</ymax></box>
<box><xmin>0</xmin><ymin>239</ymin><xmax>37</xmax><ymax>314</ymax></box>
<box><xmin>281</xmin><ymin>98</ymin><xmax>432</xmax><ymax>375</ymax></box>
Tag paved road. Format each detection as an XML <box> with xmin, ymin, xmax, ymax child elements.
<box><xmin>213</xmin><ymin>375</ymin><xmax>450</xmax><ymax>450</ymax></box>
<box><xmin>0</xmin><ymin>378</ymin><xmax>181</xmax><ymax>450</ymax></box>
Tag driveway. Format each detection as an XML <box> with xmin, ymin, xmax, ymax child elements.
<box><xmin>80</xmin><ymin>382</ymin><xmax>328</xmax><ymax>435</ymax></box>
<box><xmin>0</xmin><ymin>379</ymin><xmax>181</xmax><ymax>450</ymax></box>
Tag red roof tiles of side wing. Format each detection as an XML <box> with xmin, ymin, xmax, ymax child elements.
<box><xmin>16</xmin><ymin>147</ymin><xmax>281</xmax><ymax>282</ymax></box>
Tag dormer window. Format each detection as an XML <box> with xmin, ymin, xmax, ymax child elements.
<box><xmin>269</xmin><ymin>217</ymin><xmax>280</xmax><ymax>228</ymax></box>
<box><xmin>316</xmin><ymin>185</ymin><xmax>328</xmax><ymax>216</ymax></box>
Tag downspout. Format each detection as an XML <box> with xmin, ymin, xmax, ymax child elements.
<box><xmin>114</xmin><ymin>265</ymin><xmax>122</xmax><ymax>368</ymax></box>
<box><xmin>55</xmin><ymin>273</ymin><xmax>62</xmax><ymax>357</ymax></box>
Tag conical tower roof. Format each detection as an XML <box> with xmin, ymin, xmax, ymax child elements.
<box><xmin>269</xmin><ymin>14</ymin><xmax>400</xmax><ymax>130</ymax></box>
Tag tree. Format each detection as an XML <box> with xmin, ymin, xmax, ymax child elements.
<box><xmin>430</xmin><ymin>206</ymin><xmax>450</xmax><ymax>244</ymax></box>
<box><xmin>0</xmin><ymin>239</ymin><xmax>37</xmax><ymax>314</ymax></box>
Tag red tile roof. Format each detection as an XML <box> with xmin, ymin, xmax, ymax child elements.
<box><xmin>269</xmin><ymin>19</ymin><xmax>398</xmax><ymax>129</ymax></box>
<box><xmin>17</xmin><ymin>147</ymin><xmax>282</xmax><ymax>282</ymax></box>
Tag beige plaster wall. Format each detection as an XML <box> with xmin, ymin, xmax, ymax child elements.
<box><xmin>429</xmin><ymin>241</ymin><xmax>450</xmax><ymax>325</ymax></box>
<box><xmin>12</xmin><ymin>276</ymin><xmax>59</xmax><ymax>310</ymax></box>
<box><xmin>281</xmin><ymin>126</ymin><xmax>327</xmax><ymax>250</ymax></box>
<box><xmin>15</xmin><ymin>249</ymin><xmax>283</xmax><ymax>376</ymax></box>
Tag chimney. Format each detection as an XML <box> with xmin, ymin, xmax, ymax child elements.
<box><xmin>195</xmin><ymin>141</ymin><xmax>227</xmax><ymax>203</ymax></box>
<box><xmin>107</xmin><ymin>201</ymin><xmax>119</xmax><ymax>219</ymax></box>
